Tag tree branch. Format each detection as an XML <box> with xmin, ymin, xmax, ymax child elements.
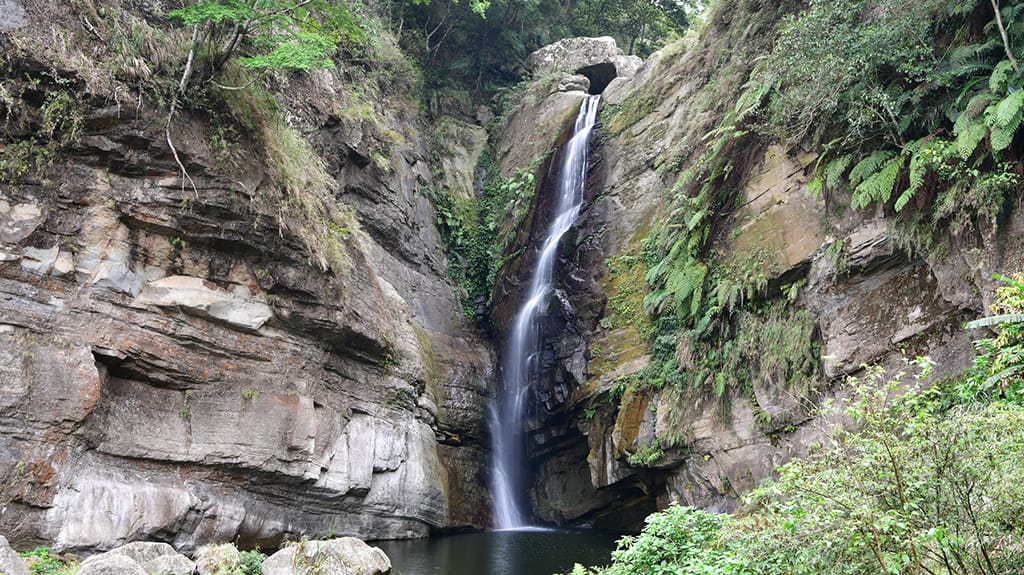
<box><xmin>991</xmin><ymin>0</ymin><xmax>1020</xmax><ymax>74</ymax></box>
<box><xmin>168</xmin><ymin>24</ymin><xmax>202</xmax><ymax>199</ymax></box>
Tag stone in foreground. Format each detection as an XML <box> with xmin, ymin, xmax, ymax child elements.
<box><xmin>261</xmin><ymin>538</ymin><xmax>391</xmax><ymax>575</ymax></box>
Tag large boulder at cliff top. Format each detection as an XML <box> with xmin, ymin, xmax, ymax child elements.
<box><xmin>527</xmin><ymin>37</ymin><xmax>642</xmax><ymax>93</ymax></box>
<box><xmin>261</xmin><ymin>538</ymin><xmax>391</xmax><ymax>575</ymax></box>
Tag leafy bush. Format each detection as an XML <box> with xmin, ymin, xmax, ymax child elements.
<box><xmin>19</xmin><ymin>548</ymin><xmax>77</xmax><ymax>575</ymax></box>
<box><xmin>429</xmin><ymin>148</ymin><xmax>541</xmax><ymax>318</ymax></box>
<box><xmin>169</xmin><ymin>0</ymin><xmax>368</xmax><ymax>74</ymax></box>
<box><xmin>579</xmin><ymin>356</ymin><xmax>1024</xmax><ymax>575</ymax></box>
<box><xmin>237</xmin><ymin>549</ymin><xmax>267</xmax><ymax>575</ymax></box>
<box><xmin>576</xmin><ymin>505</ymin><xmax>751</xmax><ymax>575</ymax></box>
<box><xmin>734</xmin><ymin>360</ymin><xmax>1024</xmax><ymax>575</ymax></box>
<box><xmin>764</xmin><ymin>0</ymin><xmax>1024</xmax><ymax>251</ymax></box>
<box><xmin>961</xmin><ymin>273</ymin><xmax>1024</xmax><ymax>403</ymax></box>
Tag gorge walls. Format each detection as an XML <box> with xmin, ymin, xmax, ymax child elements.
<box><xmin>0</xmin><ymin>0</ymin><xmax>493</xmax><ymax>551</ymax></box>
<box><xmin>492</xmin><ymin>1</ymin><xmax>1024</xmax><ymax>531</ymax></box>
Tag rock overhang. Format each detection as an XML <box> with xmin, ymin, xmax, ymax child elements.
<box><xmin>526</xmin><ymin>36</ymin><xmax>643</xmax><ymax>95</ymax></box>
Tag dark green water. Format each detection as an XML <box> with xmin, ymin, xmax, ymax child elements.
<box><xmin>373</xmin><ymin>529</ymin><xmax>621</xmax><ymax>575</ymax></box>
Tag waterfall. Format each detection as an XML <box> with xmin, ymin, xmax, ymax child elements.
<box><xmin>491</xmin><ymin>94</ymin><xmax>601</xmax><ymax>529</ymax></box>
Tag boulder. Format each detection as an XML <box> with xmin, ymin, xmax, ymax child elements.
<box><xmin>79</xmin><ymin>544</ymin><xmax>195</xmax><ymax>575</ymax></box>
<box><xmin>101</xmin><ymin>542</ymin><xmax>195</xmax><ymax>575</ymax></box>
<box><xmin>78</xmin><ymin>554</ymin><xmax>148</xmax><ymax>575</ymax></box>
<box><xmin>144</xmin><ymin>554</ymin><xmax>196</xmax><ymax>575</ymax></box>
<box><xmin>261</xmin><ymin>538</ymin><xmax>390</xmax><ymax>575</ymax></box>
<box><xmin>557</xmin><ymin>75</ymin><xmax>591</xmax><ymax>93</ymax></box>
<box><xmin>103</xmin><ymin>542</ymin><xmax>177</xmax><ymax>565</ymax></box>
<box><xmin>526</xmin><ymin>37</ymin><xmax>643</xmax><ymax>93</ymax></box>
<box><xmin>0</xmin><ymin>536</ymin><xmax>30</xmax><ymax>575</ymax></box>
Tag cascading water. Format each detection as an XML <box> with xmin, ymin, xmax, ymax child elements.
<box><xmin>491</xmin><ymin>94</ymin><xmax>601</xmax><ymax>529</ymax></box>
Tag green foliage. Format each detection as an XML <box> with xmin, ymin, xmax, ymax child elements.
<box><xmin>735</xmin><ymin>360</ymin><xmax>1024</xmax><ymax>575</ymax></box>
<box><xmin>0</xmin><ymin>70</ymin><xmax>83</xmax><ymax>182</ymax></box>
<box><xmin>20</xmin><ymin>548</ymin><xmax>78</xmax><ymax>575</ymax></box>
<box><xmin>764</xmin><ymin>0</ymin><xmax>1024</xmax><ymax>252</ymax></box>
<box><xmin>583</xmin><ymin>505</ymin><xmax>752</xmax><ymax>575</ymax></box>
<box><xmin>428</xmin><ymin>148</ymin><xmax>540</xmax><ymax>317</ymax></box>
<box><xmin>668</xmin><ymin>303</ymin><xmax>820</xmax><ymax>421</ymax></box>
<box><xmin>583</xmin><ymin>357</ymin><xmax>1024</xmax><ymax>575</ymax></box>
<box><xmin>169</xmin><ymin>0</ymin><xmax>369</xmax><ymax>76</ymax></box>
<box><xmin>627</xmin><ymin>439</ymin><xmax>664</xmax><ymax>467</ymax></box>
<box><xmin>237</xmin><ymin>549</ymin><xmax>267</xmax><ymax>575</ymax></box>
<box><xmin>961</xmin><ymin>273</ymin><xmax>1024</xmax><ymax>402</ymax></box>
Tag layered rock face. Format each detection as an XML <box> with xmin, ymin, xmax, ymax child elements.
<box><xmin>0</xmin><ymin>1</ymin><xmax>492</xmax><ymax>551</ymax></box>
<box><xmin>493</xmin><ymin>15</ymin><xmax>1024</xmax><ymax>529</ymax></box>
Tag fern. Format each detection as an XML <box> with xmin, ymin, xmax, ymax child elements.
<box><xmin>955</xmin><ymin>119</ymin><xmax>989</xmax><ymax>159</ymax></box>
<box><xmin>895</xmin><ymin>148</ymin><xmax>926</xmax><ymax>211</ymax></box>
<box><xmin>987</xmin><ymin>90</ymin><xmax>1024</xmax><ymax>152</ymax></box>
<box><xmin>824</xmin><ymin>154</ymin><xmax>853</xmax><ymax>189</ymax></box>
<box><xmin>965</xmin><ymin>313</ymin><xmax>1024</xmax><ymax>329</ymax></box>
<box><xmin>989</xmin><ymin>60</ymin><xmax>1017</xmax><ymax>93</ymax></box>
<box><xmin>994</xmin><ymin>89</ymin><xmax>1024</xmax><ymax>127</ymax></box>
<box><xmin>851</xmin><ymin>155</ymin><xmax>902</xmax><ymax>209</ymax></box>
<box><xmin>848</xmin><ymin>150</ymin><xmax>895</xmax><ymax>188</ymax></box>
<box><xmin>807</xmin><ymin>171</ymin><xmax>824</xmax><ymax>198</ymax></box>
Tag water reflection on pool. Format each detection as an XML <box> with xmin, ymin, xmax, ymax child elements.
<box><xmin>373</xmin><ymin>528</ymin><xmax>621</xmax><ymax>575</ymax></box>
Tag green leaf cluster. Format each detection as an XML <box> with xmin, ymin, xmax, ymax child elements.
<box><xmin>19</xmin><ymin>548</ymin><xmax>78</xmax><ymax>575</ymax></box>
<box><xmin>961</xmin><ymin>273</ymin><xmax>1024</xmax><ymax>402</ymax></box>
<box><xmin>577</xmin><ymin>353</ymin><xmax>1024</xmax><ymax>575</ymax></box>
<box><xmin>768</xmin><ymin>0</ymin><xmax>1023</xmax><ymax>251</ymax></box>
<box><xmin>572</xmin><ymin>505</ymin><xmax>751</xmax><ymax>575</ymax></box>
<box><xmin>169</xmin><ymin>0</ymin><xmax>369</xmax><ymax>75</ymax></box>
<box><xmin>428</xmin><ymin>147</ymin><xmax>541</xmax><ymax>318</ymax></box>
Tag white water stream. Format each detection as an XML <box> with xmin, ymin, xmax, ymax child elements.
<box><xmin>491</xmin><ymin>94</ymin><xmax>601</xmax><ymax>529</ymax></box>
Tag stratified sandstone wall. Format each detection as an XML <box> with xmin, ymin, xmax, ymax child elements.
<box><xmin>0</xmin><ymin>0</ymin><xmax>493</xmax><ymax>551</ymax></box>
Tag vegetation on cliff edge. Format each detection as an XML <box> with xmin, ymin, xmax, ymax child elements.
<box><xmin>570</xmin><ymin>276</ymin><xmax>1024</xmax><ymax>574</ymax></box>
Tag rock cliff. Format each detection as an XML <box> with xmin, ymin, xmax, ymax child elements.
<box><xmin>0</xmin><ymin>0</ymin><xmax>493</xmax><ymax>551</ymax></box>
<box><xmin>492</xmin><ymin>6</ymin><xmax>1024</xmax><ymax>530</ymax></box>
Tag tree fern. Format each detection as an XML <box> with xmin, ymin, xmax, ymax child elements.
<box><xmin>955</xmin><ymin>118</ymin><xmax>989</xmax><ymax>159</ymax></box>
<box><xmin>994</xmin><ymin>89</ymin><xmax>1024</xmax><ymax>127</ymax></box>
<box><xmin>895</xmin><ymin>148</ymin><xmax>926</xmax><ymax>211</ymax></box>
<box><xmin>988</xmin><ymin>89</ymin><xmax>1024</xmax><ymax>152</ymax></box>
<box><xmin>851</xmin><ymin>154</ymin><xmax>902</xmax><ymax>209</ymax></box>
<box><xmin>989</xmin><ymin>60</ymin><xmax>1017</xmax><ymax>93</ymax></box>
<box><xmin>848</xmin><ymin>150</ymin><xmax>895</xmax><ymax>188</ymax></box>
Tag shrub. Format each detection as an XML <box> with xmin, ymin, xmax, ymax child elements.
<box><xmin>580</xmin><ymin>356</ymin><xmax>1024</xmax><ymax>575</ymax></box>
<box><xmin>19</xmin><ymin>548</ymin><xmax>77</xmax><ymax>575</ymax></box>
